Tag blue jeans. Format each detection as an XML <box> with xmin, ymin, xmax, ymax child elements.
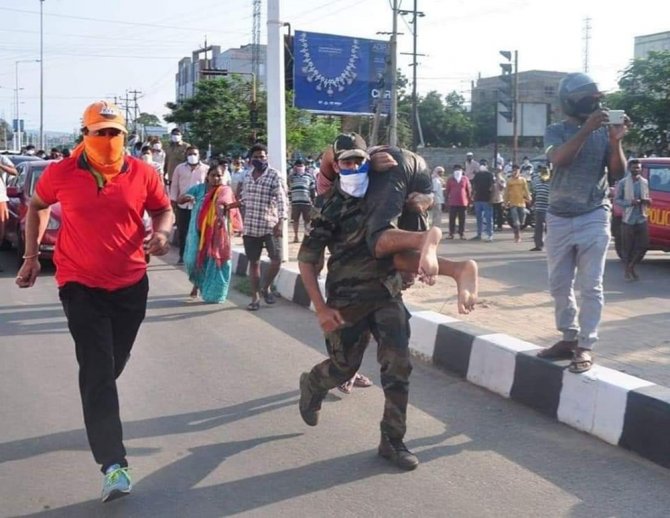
<box><xmin>545</xmin><ymin>207</ymin><xmax>610</xmax><ymax>350</ymax></box>
<box><xmin>474</xmin><ymin>201</ymin><xmax>493</xmax><ymax>238</ymax></box>
<box><xmin>509</xmin><ymin>206</ymin><xmax>526</xmax><ymax>229</ymax></box>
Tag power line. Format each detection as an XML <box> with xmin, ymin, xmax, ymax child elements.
<box><xmin>0</xmin><ymin>6</ymin><xmax>234</xmax><ymax>33</ymax></box>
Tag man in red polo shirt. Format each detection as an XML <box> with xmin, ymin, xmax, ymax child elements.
<box><xmin>15</xmin><ymin>100</ymin><xmax>173</xmax><ymax>503</ymax></box>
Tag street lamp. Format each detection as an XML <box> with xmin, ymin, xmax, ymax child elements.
<box><xmin>15</xmin><ymin>59</ymin><xmax>40</xmax><ymax>150</ymax></box>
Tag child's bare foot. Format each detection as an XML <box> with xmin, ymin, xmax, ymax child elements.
<box><xmin>453</xmin><ymin>259</ymin><xmax>478</xmax><ymax>314</ymax></box>
<box><xmin>418</xmin><ymin>227</ymin><xmax>442</xmax><ymax>284</ymax></box>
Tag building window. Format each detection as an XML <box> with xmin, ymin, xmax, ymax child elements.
<box><xmin>544</xmin><ymin>85</ymin><xmax>555</xmax><ymax>97</ymax></box>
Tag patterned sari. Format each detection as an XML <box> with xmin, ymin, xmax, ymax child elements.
<box><xmin>183</xmin><ymin>183</ymin><xmax>242</xmax><ymax>303</ymax></box>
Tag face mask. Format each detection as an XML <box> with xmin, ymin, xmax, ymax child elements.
<box><xmin>152</xmin><ymin>143</ymin><xmax>162</xmax><ymax>151</ymax></box>
<box><xmin>453</xmin><ymin>170</ymin><xmax>463</xmax><ymax>182</ymax></box>
<box><xmin>339</xmin><ymin>161</ymin><xmax>369</xmax><ymax>198</ymax></box>
<box><xmin>26</xmin><ymin>149</ymin><xmax>35</xmax><ymax>155</ymax></box>
<box><xmin>479</xmin><ymin>165</ymin><xmax>487</xmax><ymax>172</ymax></box>
<box><xmin>252</xmin><ymin>158</ymin><xmax>268</xmax><ymax>171</ymax></box>
<box><xmin>295</xmin><ymin>166</ymin><xmax>306</xmax><ymax>174</ymax></box>
<box><xmin>83</xmin><ymin>133</ymin><xmax>126</xmax><ymax>177</ymax></box>
<box><xmin>187</xmin><ymin>154</ymin><xmax>199</xmax><ymax>165</ymax></box>
<box><xmin>574</xmin><ymin>97</ymin><xmax>601</xmax><ymax>120</ymax></box>
<box><xmin>171</xmin><ymin>135</ymin><xmax>182</xmax><ymax>143</ymax></box>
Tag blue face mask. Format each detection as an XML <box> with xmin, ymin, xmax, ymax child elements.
<box><xmin>252</xmin><ymin>158</ymin><xmax>268</xmax><ymax>171</ymax></box>
<box><xmin>339</xmin><ymin>161</ymin><xmax>369</xmax><ymax>198</ymax></box>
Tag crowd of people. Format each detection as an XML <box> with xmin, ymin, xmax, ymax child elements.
<box><xmin>428</xmin><ymin>152</ymin><xmax>550</xmax><ymax>249</ymax></box>
<box><xmin>10</xmin><ymin>70</ymin><xmax>640</xmax><ymax>505</ymax></box>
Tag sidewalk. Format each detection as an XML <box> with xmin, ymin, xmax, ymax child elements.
<box><xmin>229</xmin><ymin>222</ymin><xmax>670</xmax><ymax>469</ymax></box>
<box><xmin>247</xmin><ymin>220</ymin><xmax>670</xmax><ymax>388</ymax></box>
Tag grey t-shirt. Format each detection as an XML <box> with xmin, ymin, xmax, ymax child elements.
<box><xmin>544</xmin><ymin>121</ymin><xmax>610</xmax><ymax>217</ymax></box>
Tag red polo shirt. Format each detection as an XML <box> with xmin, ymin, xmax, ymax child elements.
<box><xmin>36</xmin><ymin>155</ymin><xmax>170</xmax><ymax>290</ymax></box>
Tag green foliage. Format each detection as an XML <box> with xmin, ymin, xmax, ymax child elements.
<box><xmin>165</xmin><ymin>77</ymin><xmax>262</xmax><ymax>154</ymax></box>
<box><xmin>286</xmin><ymin>98</ymin><xmax>341</xmax><ymax>157</ymax></box>
<box><xmin>135</xmin><ymin>112</ymin><xmax>161</xmax><ymax>127</ymax></box>
<box><xmin>610</xmin><ymin>51</ymin><xmax>670</xmax><ymax>155</ymax></box>
<box><xmin>398</xmin><ymin>90</ymin><xmax>474</xmax><ymax>148</ymax></box>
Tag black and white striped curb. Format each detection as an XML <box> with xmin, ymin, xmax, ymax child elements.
<box><xmin>231</xmin><ymin>248</ymin><xmax>670</xmax><ymax>469</ymax></box>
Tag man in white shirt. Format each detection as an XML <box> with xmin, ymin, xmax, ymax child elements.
<box><xmin>169</xmin><ymin>146</ymin><xmax>208</xmax><ymax>264</ymax></box>
<box><xmin>430</xmin><ymin>166</ymin><xmax>445</xmax><ymax>229</ymax></box>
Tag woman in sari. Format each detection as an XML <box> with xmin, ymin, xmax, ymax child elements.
<box><xmin>178</xmin><ymin>164</ymin><xmax>242</xmax><ymax>303</ymax></box>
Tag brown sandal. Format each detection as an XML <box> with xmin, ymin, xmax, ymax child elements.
<box><xmin>568</xmin><ymin>348</ymin><xmax>594</xmax><ymax>373</ymax></box>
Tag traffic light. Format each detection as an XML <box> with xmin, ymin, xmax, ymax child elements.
<box><xmin>498</xmin><ymin>50</ymin><xmax>514</xmax><ymax>122</ymax></box>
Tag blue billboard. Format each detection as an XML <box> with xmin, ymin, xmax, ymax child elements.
<box><xmin>293</xmin><ymin>30</ymin><xmax>390</xmax><ymax>115</ymax></box>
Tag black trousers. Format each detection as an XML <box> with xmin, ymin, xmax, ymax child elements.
<box><xmin>492</xmin><ymin>202</ymin><xmax>504</xmax><ymax>230</ymax></box>
<box><xmin>534</xmin><ymin>210</ymin><xmax>547</xmax><ymax>249</ymax></box>
<box><xmin>448</xmin><ymin>206</ymin><xmax>466</xmax><ymax>236</ymax></box>
<box><xmin>621</xmin><ymin>221</ymin><xmax>649</xmax><ymax>266</ymax></box>
<box><xmin>59</xmin><ymin>275</ymin><xmax>148</xmax><ymax>472</ymax></box>
<box><xmin>176</xmin><ymin>207</ymin><xmax>192</xmax><ymax>260</ymax></box>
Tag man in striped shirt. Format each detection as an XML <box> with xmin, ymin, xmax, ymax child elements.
<box><xmin>240</xmin><ymin>143</ymin><xmax>289</xmax><ymax>310</ymax></box>
<box><xmin>288</xmin><ymin>159</ymin><xmax>315</xmax><ymax>243</ymax></box>
<box><xmin>530</xmin><ymin>165</ymin><xmax>551</xmax><ymax>251</ymax></box>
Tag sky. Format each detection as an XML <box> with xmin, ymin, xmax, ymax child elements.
<box><xmin>0</xmin><ymin>0</ymin><xmax>668</xmax><ymax>134</ymax></box>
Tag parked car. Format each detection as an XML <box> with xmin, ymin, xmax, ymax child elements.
<box><xmin>611</xmin><ymin>157</ymin><xmax>670</xmax><ymax>260</ymax></box>
<box><xmin>2</xmin><ymin>160</ymin><xmax>60</xmax><ymax>262</ymax></box>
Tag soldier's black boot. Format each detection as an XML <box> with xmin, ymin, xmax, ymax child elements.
<box><xmin>299</xmin><ymin>372</ymin><xmax>325</xmax><ymax>426</ymax></box>
<box><xmin>378</xmin><ymin>432</ymin><xmax>419</xmax><ymax>471</ymax></box>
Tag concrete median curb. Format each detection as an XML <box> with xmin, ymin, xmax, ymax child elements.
<box><xmin>231</xmin><ymin>248</ymin><xmax>670</xmax><ymax>470</ymax></box>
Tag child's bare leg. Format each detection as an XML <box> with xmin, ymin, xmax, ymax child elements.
<box><xmin>418</xmin><ymin>226</ymin><xmax>442</xmax><ymax>284</ymax></box>
<box><xmin>438</xmin><ymin>258</ymin><xmax>478</xmax><ymax>314</ymax></box>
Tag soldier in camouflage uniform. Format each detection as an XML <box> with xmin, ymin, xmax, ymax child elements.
<box><xmin>298</xmin><ymin>138</ymin><xmax>446</xmax><ymax>471</ymax></box>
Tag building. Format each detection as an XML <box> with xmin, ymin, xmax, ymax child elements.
<box><xmin>471</xmin><ymin>70</ymin><xmax>568</xmax><ymax>127</ymax></box>
<box><xmin>175</xmin><ymin>44</ymin><xmax>267</xmax><ymax>102</ymax></box>
<box><xmin>634</xmin><ymin>31</ymin><xmax>670</xmax><ymax>59</ymax></box>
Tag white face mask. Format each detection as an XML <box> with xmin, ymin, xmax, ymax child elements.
<box><xmin>141</xmin><ymin>154</ymin><xmax>152</xmax><ymax>163</ymax></box>
<box><xmin>152</xmin><ymin>143</ymin><xmax>162</xmax><ymax>151</ymax></box>
<box><xmin>171</xmin><ymin>134</ymin><xmax>182</xmax><ymax>143</ymax></box>
<box><xmin>186</xmin><ymin>154</ymin><xmax>199</xmax><ymax>165</ymax></box>
<box><xmin>339</xmin><ymin>162</ymin><xmax>369</xmax><ymax>198</ymax></box>
<box><xmin>453</xmin><ymin>170</ymin><xmax>463</xmax><ymax>182</ymax></box>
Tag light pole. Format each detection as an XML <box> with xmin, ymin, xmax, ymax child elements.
<box><xmin>15</xmin><ymin>59</ymin><xmax>40</xmax><ymax>150</ymax></box>
<box><xmin>40</xmin><ymin>0</ymin><xmax>45</xmax><ymax>150</ymax></box>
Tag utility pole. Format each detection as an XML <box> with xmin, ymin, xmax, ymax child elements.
<box><xmin>39</xmin><ymin>0</ymin><xmax>45</xmax><ymax>150</ymax></box>
<box><xmin>583</xmin><ymin>17</ymin><xmax>592</xmax><ymax>73</ymax></box>
<box><xmin>128</xmin><ymin>89</ymin><xmax>142</xmax><ymax>132</ymax></box>
<box><xmin>512</xmin><ymin>50</ymin><xmax>519</xmax><ymax>164</ymax></box>
<box><xmin>399</xmin><ymin>1</ymin><xmax>425</xmax><ymax>151</ymax></box>
<box><xmin>389</xmin><ymin>0</ymin><xmax>399</xmax><ymax>147</ymax></box>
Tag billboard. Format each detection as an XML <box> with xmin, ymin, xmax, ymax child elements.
<box><xmin>293</xmin><ymin>30</ymin><xmax>390</xmax><ymax>115</ymax></box>
<box><xmin>497</xmin><ymin>102</ymin><xmax>549</xmax><ymax>137</ymax></box>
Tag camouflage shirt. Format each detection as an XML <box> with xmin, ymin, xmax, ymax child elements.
<box><xmin>298</xmin><ymin>181</ymin><xmax>403</xmax><ymax>314</ymax></box>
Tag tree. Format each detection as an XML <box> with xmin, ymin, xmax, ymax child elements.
<box><xmin>135</xmin><ymin>112</ymin><xmax>161</xmax><ymax>127</ymax></box>
<box><xmin>609</xmin><ymin>51</ymin><xmax>670</xmax><ymax>155</ymax></box>
<box><xmin>165</xmin><ymin>77</ymin><xmax>262</xmax><ymax>154</ymax></box>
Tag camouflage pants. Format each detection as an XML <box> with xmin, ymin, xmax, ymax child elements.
<box><xmin>306</xmin><ymin>299</ymin><xmax>412</xmax><ymax>439</ymax></box>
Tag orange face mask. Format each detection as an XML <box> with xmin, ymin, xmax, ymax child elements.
<box><xmin>83</xmin><ymin>133</ymin><xmax>126</xmax><ymax>180</ymax></box>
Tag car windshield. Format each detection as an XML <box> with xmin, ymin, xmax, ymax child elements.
<box><xmin>648</xmin><ymin>166</ymin><xmax>670</xmax><ymax>194</ymax></box>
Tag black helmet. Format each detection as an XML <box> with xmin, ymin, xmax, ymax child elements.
<box><xmin>558</xmin><ymin>73</ymin><xmax>602</xmax><ymax>119</ymax></box>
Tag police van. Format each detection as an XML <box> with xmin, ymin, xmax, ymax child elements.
<box><xmin>612</xmin><ymin>157</ymin><xmax>670</xmax><ymax>260</ymax></box>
